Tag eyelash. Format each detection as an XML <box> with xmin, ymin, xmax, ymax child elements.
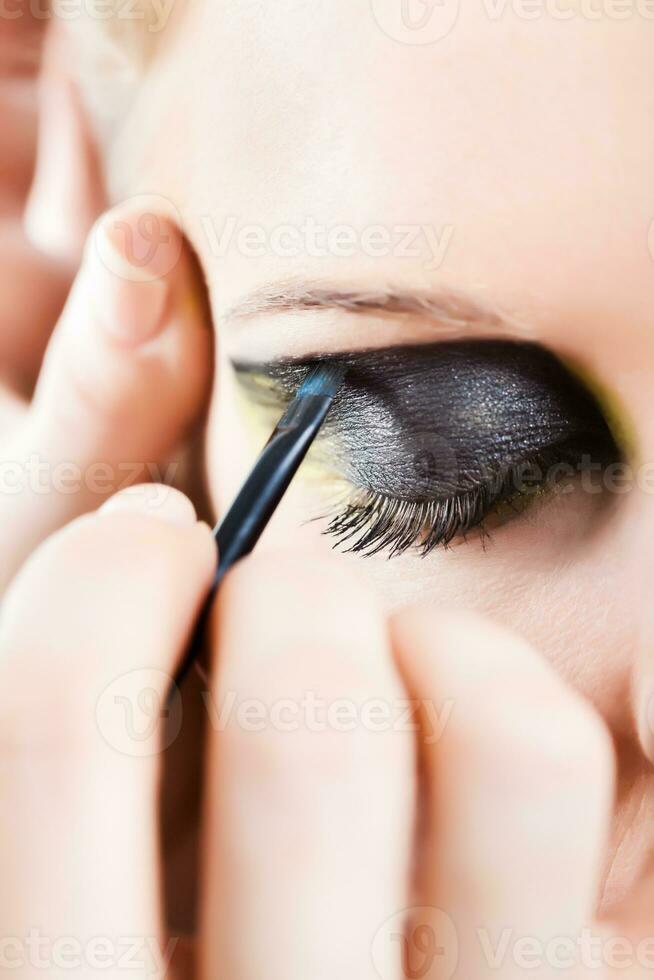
<box><xmin>320</xmin><ymin>444</ymin><xmax>590</xmax><ymax>557</ymax></box>
<box><xmin>233</xmin><ymin>345</ymin><xmax>619</xmax><ymax>558</ymax></box>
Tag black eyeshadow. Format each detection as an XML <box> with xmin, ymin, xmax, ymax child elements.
<box><xmin>235</xmin><ymin>341</ymin><xmax>619</xmax><ymax>503</ymax></box>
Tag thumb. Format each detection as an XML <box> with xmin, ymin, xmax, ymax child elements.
<box><xmin>0</xmin><ymin>202</ymin><xmax>213</xmax><ymax>591</ymax></box>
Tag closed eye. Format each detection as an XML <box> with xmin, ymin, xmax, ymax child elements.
<box><xmin>233</xmin><ymin>340</ymin><xmax>621</xmax><ymax>557</ymax></box>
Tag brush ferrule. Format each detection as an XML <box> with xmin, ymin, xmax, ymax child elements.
<box><xmin>276</xmin><ymin>393</ymin><xmax>333</xmax><ymax>432</ymax></box>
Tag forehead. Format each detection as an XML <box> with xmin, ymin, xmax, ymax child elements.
<box><xmin>110</xmin><ymin>6</ymin><xmax>654</xmax><ymax>381</ymax></box>
<box><xmin>126</xmin><ymin>4</ymin><xmax>653</xmax><ymax>193</ymax></box>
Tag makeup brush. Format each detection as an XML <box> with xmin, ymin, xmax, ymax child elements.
<box><xmin>175</xmin><ymin>362</ymin><xmax>346</xmax><ymax>687</ymax></box>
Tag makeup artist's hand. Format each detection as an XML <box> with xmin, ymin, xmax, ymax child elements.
<box><xmin>0</xmin><ymin>202</ymin><xmax>212</xmax><ymax>594</ymax></box>
<box><xmin>0</xmin><ymin>482</ymin><xmax>631</xmax><ymax>980</ymax></box>
<box><xmin>0</xmin><ymin>486</ymin><xmax>216</xmax><ymax>979</ymax></box>
<box><xmin>1</xmin><ymin>8</ymin><xmax>105</xmax><ymax>400</ymax></box>
<box><xmin>0</xmin><ymin>466</ymin><xmax>632</xmax><ymax>969</ymax></box>
<box><xmin>0</xmin><ymin>14</ymin><xmax>212</xmax><ymax>594</ymax></box>
<box><xmin>198</xmin><ymin>555</ymin><xmax>619</xmax><ymax>979</ymax></box>
<box><xmin>0</xmin><ymin>13</ymin><xmax>72</xmax><ymax>406</ymax></box>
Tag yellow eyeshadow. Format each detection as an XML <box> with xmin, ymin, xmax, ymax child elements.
<box><xmin>233</xmin><ymin>374</ymin><xmax>351</xmax><ymax>489</ymax></box>
<box><xmin>233</xmin><ymin>376</ymin><xmax>279</xmax><ymax>450</ymax></box>
<box><xmin>561</xmin><ymin>356</ymin><xmax>636</xmax><ymax>462</ymax></box>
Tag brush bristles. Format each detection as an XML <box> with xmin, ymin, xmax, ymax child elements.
<box><xmin>297</xmin><ymin>364</ymin><xmax>346</xmax><ymax>399</ymax></box>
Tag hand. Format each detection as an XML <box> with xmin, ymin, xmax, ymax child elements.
<box><xmin>199</xmin><ymin>552</ymin><xmax>616</xmax><ymax>979</ymax></box>
<box><xmin>0</xmin><ymin>10</ymin><xmax>73</xmax><ymax>394</ymax></box>
<box><xmin>0</xmin><ymin>11</ymin><xmax>211</xmax><ymax>593</ymax></box>
<box><xmin>0</xmin><ymin>486</ymin><xmax>216</xmax><ymax>979</ymax></box>
<box><xmin>0</xmin><ymin>201</ymin><xmax>212</xmax><ymax>593</ymax></box>
<box><xmin>0</xmin><ymin>484</ymin><xmax>640</xmax><ymax>980</ymax></box>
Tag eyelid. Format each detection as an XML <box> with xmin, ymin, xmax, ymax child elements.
<box><xmin>233</xmin><ymin>341</ymin><xmax>619</xmax><ymax>557</ymax></box>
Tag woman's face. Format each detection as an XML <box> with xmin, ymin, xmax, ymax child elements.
<box><xmin>105</xmin><ymin>6</ymin><xmax>653</xmax><ymax>744</ymax></box>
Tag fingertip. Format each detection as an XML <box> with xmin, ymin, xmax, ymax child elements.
<box><xmin>99</xmin><ymin>484</ymin><xmax>198</xmax><ymax>527</ymax></box>
<box><xmin>223</xmin><ymin>548</ymin><xmax>380</xmax><ymax>614</ymax></box>
<box><xmin>82</xmin><ymin>208</ymin><xmax>177</xmax><ymax>348</ymax></box>
<box><xmin>390</xmin><ymin>604</ymin><xmax>547</xmax><ymax>688</ymax></box>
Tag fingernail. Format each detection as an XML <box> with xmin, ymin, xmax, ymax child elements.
<box><xmin>87</xmin><ymin>207</ymin><xmax>183</xmax><ymax>347</ymax></box>
<box><xmin>99</xmin><ymin>485</ymin><xmax>198</xmax><ymax>527</ymax></box>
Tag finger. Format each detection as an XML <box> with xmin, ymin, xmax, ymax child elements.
<box><xmin>0</xmin><ymin>7</ymin><xmax>44</xmax><ymax>91</ymax></box>
<box><xmin>0</xmin><ymin>76</ymin><xmax>38</xmax><ymax>205</ymax></box>
<box><xmin>200</xmin><ymin>554</ymin><xmax>414</xmax><ymax>980</ymax></box>
<box><xmin>0</xmin><ymin>1</ymin><xmax>45</xmax><ymax>60</ymax></box>
<box><xmin>0</xmin><ymin>221</ymin><xmax>71</xmax><ymax>395</ymax></box>
<box><xmin>0</xmin><ymin>203</ymin><xmax>212</xmax><ymax>592</ymax></box>
<box><xmin>169</xmin><ymin>937</ymin><xmax>197</xmax><ymax>980</ymax></box>
<box><xmin>390</xmin><ymin>609</ymin><xmax>615</xmax><ymax>980</ymax></box>
<box><xmin>24</xmin><ymin>26</ymin><xmax>105</xmax><ymax>262</ymax></box>
<box><xmin>0</xmin><ymin>386</ymin><xmax>26</xmax><ymax>441</ymax></box>
<box><xmin>0</xmin><ymin>26</ymin><xmax>100</xmax><ymax>394</ymax></box>
<box><xmin>0</xmin><ymin>5</ymin><xmax>44</xmax><ymax>206</ymax></box>
<box><xmin>0</xmin><ymin>486</ymin><xmax>215</xmax><ymax>980</ymax></box>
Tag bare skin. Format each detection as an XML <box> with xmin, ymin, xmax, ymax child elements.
<box><xmin>1</xmin><ymin>5</ymin><xmax>654</xmax><ymax>979</ymax></box>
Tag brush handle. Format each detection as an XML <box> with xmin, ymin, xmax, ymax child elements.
<box><xmin>214</xmin><ymin>393</ymin><xmax>332</xmax><ymax>582</ymax></box>
<box><xmin>173</xmin><ymin>393</ymin><xmax>333</xmax><ymax>689</ymax></box>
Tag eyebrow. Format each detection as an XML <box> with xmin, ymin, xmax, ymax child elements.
<box><xmin>223</xmin><ymin>282</ymin><xmax>522</xmax><ymax>334</ymax></box>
